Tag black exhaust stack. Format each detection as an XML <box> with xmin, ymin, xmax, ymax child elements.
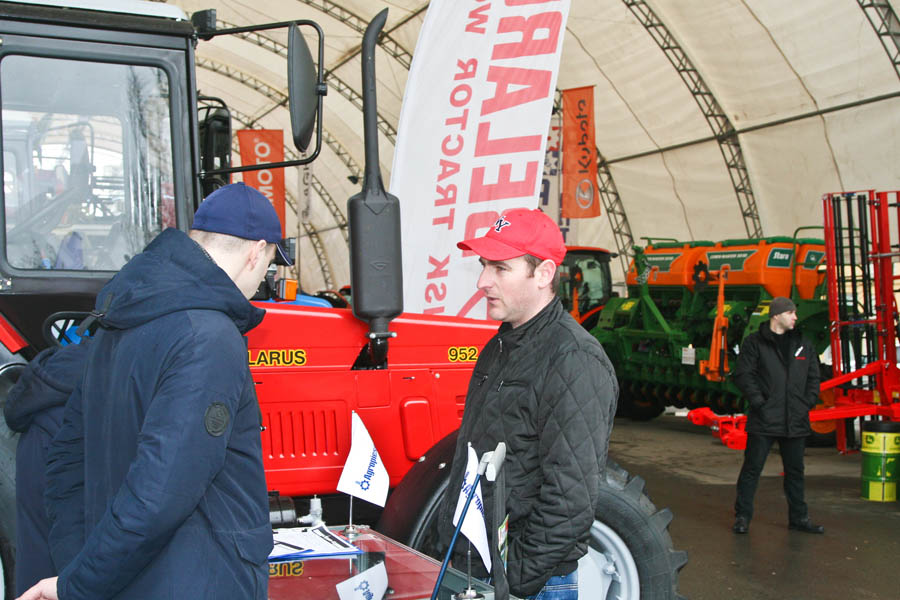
<box><xmin>348</xmin><ymin>8</ymin><xmax>402</xmax><ymax>369</ymax></box>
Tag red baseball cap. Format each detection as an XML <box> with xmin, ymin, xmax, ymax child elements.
<box><xmin>457</xmin><ymin>208</ymin><xmax>567</xmax><ymax>265</ymax></box>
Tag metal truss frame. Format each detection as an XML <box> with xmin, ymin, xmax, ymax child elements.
<box><xmin>857</xmin><ymin>0</ymin><xmax>900</xmax><ymax>80</ymax></box>
<box><xmin>623</xmin><ymin>0</ymin><xmax>762</xmax><ymax>238</ymax></box>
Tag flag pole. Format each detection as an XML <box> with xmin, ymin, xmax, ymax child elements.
<box><xmin>454</xmin><ymin>540</ymin><xmax>483</xmax><ymax>600</ymax></box>
<box><xmin>343</xmin><ymin>496</ymin><xmax>359</xmax><ymax>538</ymax></box>
<box><xmin>431</xmin><ymin>469</ymin><xmax>483</xmax><ymax>600</ymax></box>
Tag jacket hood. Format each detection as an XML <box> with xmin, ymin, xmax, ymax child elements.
<box><xmin>95</xmin><ymin>228</ymin><xmax>264</xmax><ymax>334</ymax></box>
<box><xmin>4</xmin><ymin>342</ymin><xmax>89</xmax><ymax>431</ymax></box>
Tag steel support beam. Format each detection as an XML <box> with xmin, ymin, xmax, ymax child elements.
<box><xmin>857</xmin><ymin>0</ymin><xmax>900</xmax><ymax>80</ymax></box>
<box><xmin>597</xmin><ymin>157</ymin><xmax>635</xmax><ymax>277</ymax></box>
<box><xmin>623</xmin><ymin>0</ymin><xmax>762</xmax><ymax>238</ymax></box>
<box><xmin>228</xmin><ymin>111</ymin><xmax>343</xmax><ymax>287</ymax></box>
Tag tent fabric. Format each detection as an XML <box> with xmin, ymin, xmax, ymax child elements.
<box><xmin>172</xmin><ymin>0</ymin><xmax>900</xmax><ymax>289</ymax></box>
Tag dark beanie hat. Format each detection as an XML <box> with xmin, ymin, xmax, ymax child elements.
<box><xmin>769</xmin><ymin>296</ymin><xmax>797</xmax><ymax>317</ymax></box>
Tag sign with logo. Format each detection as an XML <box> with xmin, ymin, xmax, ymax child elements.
<box><xmin>391</xmin><ymin>0</ymin><xmax>572</xmax><ymax>317</ymax></box>
<box><xmin>561</xmin><ymin>86</ymin><xmax>600</xmax><ymax>219</ymax></box>
<box><xmin>335</xmin><ymin>562</ymin><xmax>388</xmax><ymax>600</ymax></box>
<box><xmin>803</xmin><ymin>249</ymin><xmax>825</xmax><ymax>269</ymax></box>
<box><xmin>706</xmin><ymin>250</ymin><xmax>756</xmax><ymax>271</ymax></box>
<box><xmin>642</xmin><ymin>253</ymin><xmax>681</xmax><ymax>272</ymax></box>
<box><xmin>766</xmin><ymin>247</ymin><xmax>794</xmax><ymax>268</ymax></box>
<box><xmin>237</xmin><ymin>129</ymin><xmax>286</xmax><ymax>236</ymax></box>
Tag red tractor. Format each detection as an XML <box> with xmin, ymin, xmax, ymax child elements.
<box><xmin>0</xmin><ymin>3</ymin><xmax>683</xmax><ymax>599</ymax></box>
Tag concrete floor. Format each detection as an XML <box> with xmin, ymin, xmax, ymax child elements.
<box><xmin>609</xmin><ymin>415</ymin><xmax>900</xmax><ymax>600</ymax></box>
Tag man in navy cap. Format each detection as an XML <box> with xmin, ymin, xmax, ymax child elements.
<box><xmin>21</xmin><ymin>182</ymin><xmax>290</xmax><ymax>600</ymax></box>
<box><xmin>438</xmin><ymin>208</ymin><xmax>618</xmax><ymax>600</ymax></box>
<box><xmin>732</xmin><ymin>296</ymin><xmax>824</xmax><ymax>535</ymax></box>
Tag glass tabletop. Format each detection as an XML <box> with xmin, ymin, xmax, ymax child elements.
<box><xmin>268</xmin><ymin>526</ymin><xmax>501</xmax><ymax>600</ymax></box>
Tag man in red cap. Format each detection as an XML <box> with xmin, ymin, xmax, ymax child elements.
<box><xmin>438</xmin><ymin>208</ymin><xmax>618</xmax><ymax>600</ymax></box>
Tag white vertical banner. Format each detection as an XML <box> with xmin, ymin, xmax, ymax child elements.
<box><xmin>391</xmin><ymin>0</ymin><xmax>572</xmax><ymax>318</ymax></box>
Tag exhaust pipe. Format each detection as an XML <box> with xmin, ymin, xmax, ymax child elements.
<box><xmin>348</xmin><ymin>8</ymin><xmax>403</xmax><ymax>368</ymax></box>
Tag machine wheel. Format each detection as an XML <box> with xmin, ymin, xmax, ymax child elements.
<box><xmin>0</xmin><ymin>402</ymin><xmax>18</xmax><ymax>600</ymax></box>
<box><xmin>0</xmin><ymin>360</ymin><xmax>24</xmax><ymax>600</ymax></box>
<box><xmin>578</xmin><ymin>461</ymin><xmax>687</xmax><ymax>600</ymax></box>
<box><xmin>626</xmin><ymin>397</ymin><xmax>665</xmax><ymax>421</ymax></box>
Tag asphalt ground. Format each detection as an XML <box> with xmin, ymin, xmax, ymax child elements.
<box><xmin>609</xmin><ymin>414</ymin><xmax>900</xmax><ymax>600</ymax></box>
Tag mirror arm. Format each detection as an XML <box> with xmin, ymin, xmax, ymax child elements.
<box><xmin>197</xmin><ymin>19</ymin><xmax>326</xmax><ymax>180</ymax></box>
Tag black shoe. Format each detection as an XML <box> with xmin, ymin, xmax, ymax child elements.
<box><xmin>789</xmin><ymin>518</ymin><xmax>824</xmax><ymax>534</ymax></box>
<box><xmin>733</xmin><ymin>516</ymin><xmax>749</xmax><ymax>534</ymax></box>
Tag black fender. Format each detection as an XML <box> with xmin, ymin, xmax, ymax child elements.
<box><xmin>375</xmin><ymin>429</ymin><xmax>458</xmax><ymax>549</ymax></box>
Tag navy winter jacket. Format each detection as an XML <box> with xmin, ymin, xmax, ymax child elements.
<box><xmin>45</xmin><ymin>228</ymin><xmax>273</xmax><ymax>600</ymax></box>
<box><xmin>4</xmin><ymin>343</ymin><xmax>89</xmax><ymax>595</ymax></box>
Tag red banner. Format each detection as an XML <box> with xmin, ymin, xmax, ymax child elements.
<box><xmin>237</xmin><ymin>129</ymin><xmax>286</xmax><ymax>236</ymax></box>
<box><xmin>562</xmin><ymin>86</ymin><xmax>600</xmax><ymax>219</ymax></box>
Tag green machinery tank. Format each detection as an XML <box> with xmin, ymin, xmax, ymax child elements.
<box><xmin>592</xmin><ymin>236</ymin><xmax>830</xmax><ymax>421</ymax></box>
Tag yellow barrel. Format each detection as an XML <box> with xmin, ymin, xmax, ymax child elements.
<box><xmin>860</xmin><ymin>421</ymin><xmax>900</xmax><ymax>502</ymax></box>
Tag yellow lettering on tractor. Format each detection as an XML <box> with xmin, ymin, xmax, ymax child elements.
<box><xmin>268</xmin><ymin>561</ymin><xmax>304</xmax><ymax>577</ymax></box>
<box><xmin>248</xmin><ymin>349</ymin><xmax>308</xmax><ymax>367</ymax></box>
<box><xmin>447</xmin><ymin>346</ymin><xmax>479</xmax><ymax>362</ymax></box>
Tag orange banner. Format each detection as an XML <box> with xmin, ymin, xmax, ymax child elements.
<box><xmin>562</xmin><ymin>86</ymin><xmax>600</xmax><ymax>219</ymax></box>
<box><xmin>237</xmin><ymin>129</ymin><xmax>286</xmax><ymax>236</ymax></box>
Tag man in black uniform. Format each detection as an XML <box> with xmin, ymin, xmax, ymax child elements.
<box><xmin>732</xmin><ymin>296</ymin><xmax>824</xmax><ymax>535</ymax></box>
<box><xmin>438</xmin><ymin>208</ymin><xmax>618</xmax><ymax>600</ymax></box>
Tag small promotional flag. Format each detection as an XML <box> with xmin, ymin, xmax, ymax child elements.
<box><xmin>335</xmin><ymin>561</ymin><xmax>388</xmax><ymax>600</ymax></box>
<box><xmin>452</xmin><ymin>444</ymin><xmax>491</xmax><ymax>571</ymax></box>
<box><xmin>337</xmin><ymin>412</ymin><xmax>390</xmax><ymax>507</ymax></box>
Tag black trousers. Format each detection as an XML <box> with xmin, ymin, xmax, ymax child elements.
<box><xmin>734</xmin><ymin>433</ymin><xmax>808</xmax><ymax>523</ymax></box>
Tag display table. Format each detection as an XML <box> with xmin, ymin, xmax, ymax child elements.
<box><xmin>268</xmin><ymin>526</ymin><xmax>505</xmax><ymax>600</ymax></box>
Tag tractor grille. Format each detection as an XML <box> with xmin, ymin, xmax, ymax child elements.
<box><xmin>262</xmin><ymin>403</ymin><xmax>345</xmax><ymax>463</ymax></box>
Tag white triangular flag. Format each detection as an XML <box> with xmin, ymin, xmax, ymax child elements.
<box><xmin>337</xmin><ymin>411</ymin><xmax>389</xmax><ymax>507</ymax></box>
<box><xmin>452</xmin><ymin>443</ymin><xmax>491</xmax><ymax>571</ymax></box>
<box><xmin>335</xmin><ymin>561</ymin><xmax>388</xmax><ymax>600</ymax></box>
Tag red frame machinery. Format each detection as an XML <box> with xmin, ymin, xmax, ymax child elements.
<box><xmin>690</xmin><ymin>190</ymin><xmax>900</xmax><ymax>452</ymax></box>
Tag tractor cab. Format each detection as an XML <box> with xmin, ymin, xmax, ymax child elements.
<box><xmin>557</xmin><ymin>245</ymin><xmax>615</xmax><ymax>329</ymax></box>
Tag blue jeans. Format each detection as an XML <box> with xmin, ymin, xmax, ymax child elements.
<box><xmin>526</xmin><ymin>571</ymin><xmax>578</xmax><ymax>600</ymax></box>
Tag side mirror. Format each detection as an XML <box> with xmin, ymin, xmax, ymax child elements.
<box><xmin>288</xmin><ymin>24</ymin><xmax>320</xmax><ymax>153</ymax></box>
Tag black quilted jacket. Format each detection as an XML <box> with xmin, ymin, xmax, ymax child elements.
<box><xmin>733</xmin><ymin>321</ymin><xmax>820</xmax><ymax>437</ymax></box>
<box><xmin>438</xmin><ymin>298</ymin><xmax>618</xmax><ymax>597</ymax></box>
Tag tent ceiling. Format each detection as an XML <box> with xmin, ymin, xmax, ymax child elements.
<box><xmin>170</xmin><ymin>0</ymin><xmax>900</xmax><ymax>290</ymax></box>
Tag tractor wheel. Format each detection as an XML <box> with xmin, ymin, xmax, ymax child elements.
<box><xmin>578</xmin><ymin>461</ymin><xmax>688</xmax><ymax>600</ymax></box>
<box><xmin>0</xmin><ymin>360</ymin><xmax>24</xmax><ymax>600</ymax></box>
<box><xmin>384</xmin><ymin>452</ymin><xmax>687</xmax><ymax>599</ymax></box>
<box><xmin>0</xmin><ymin>400</ymin><xmax>18</xmax><ymax>600</ymax></box>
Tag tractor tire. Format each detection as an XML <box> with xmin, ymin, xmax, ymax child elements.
<box><xmin>579</xmin><ymin>461</ymin><xmax>687</xmax><ymax>600</ymax></box>
<box><xmin>0</xmin><ymin>359</ymin><xmax>24</xmax><ymax>600</ymax></box>
<box><xmin>380</xmin><ymin>447</ymin><xmax>687</xmax><ymax>599</ymax></box>
<box><xmin>0</xmin><ymin>394</ymin><xmax>18</xmax><ymax>600</ymax></box>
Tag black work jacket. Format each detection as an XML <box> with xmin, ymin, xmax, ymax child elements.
<box><xmin>733</xmin><ymin>321</ymin><xmax>820</xmax><ymax>437</ymax></box>
<box><xmin>438</xmin><ymin>298</ymin><xmax>618</xmax><ymax>598</ymax></box>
